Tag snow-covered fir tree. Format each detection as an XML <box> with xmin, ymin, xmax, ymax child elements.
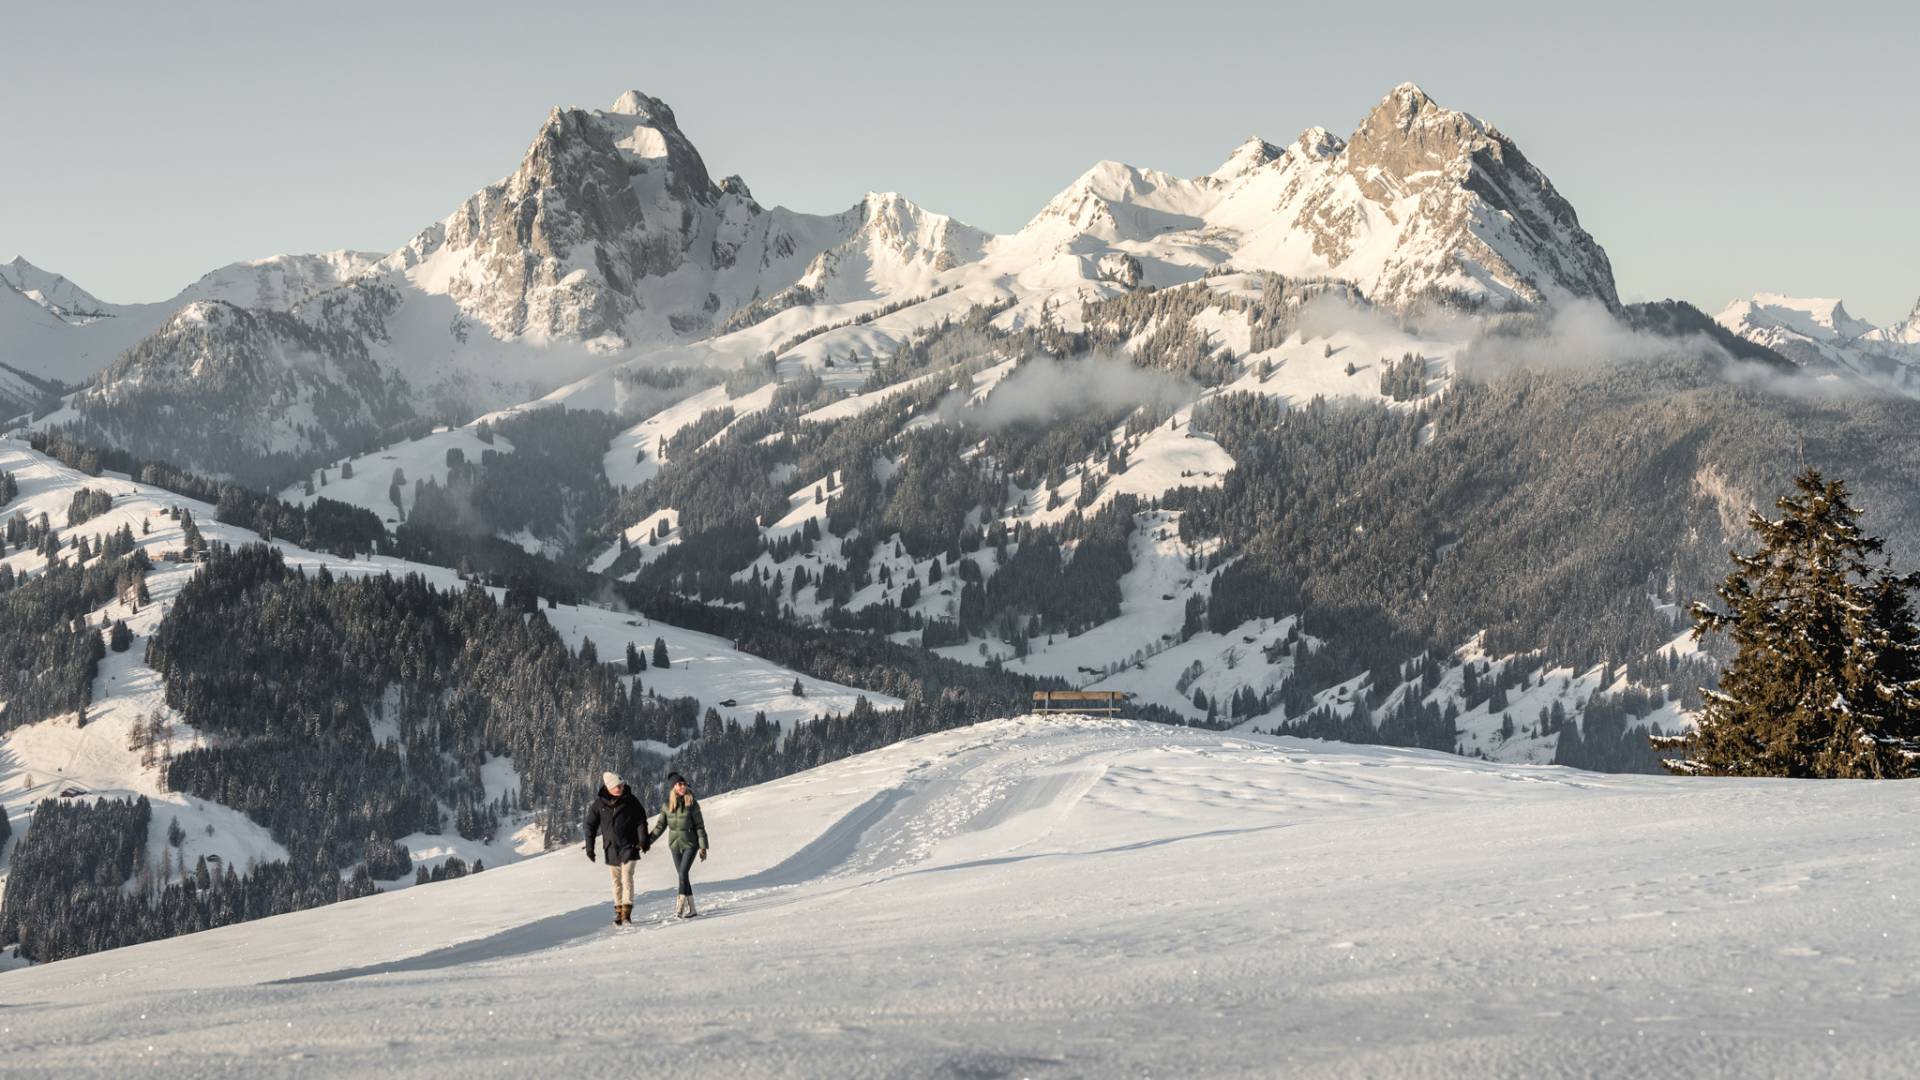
<box><xmin>1659</xmin><ymin>468</ymin><xmax>1920</xmax><ymax>777</ymax></box>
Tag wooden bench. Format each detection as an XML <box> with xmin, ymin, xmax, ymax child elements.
<box><xmin>1032</xmin><ymin>690</ymin><xmax>1130</xmax><ymax>715</ymax></box>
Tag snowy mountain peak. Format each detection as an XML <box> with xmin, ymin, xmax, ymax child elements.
<box><xmin>1347</xmin><ymin>82</ymin><xmax>1493</xmax><ymax>176</ymax></box>
<box><xmin>1002</xmin><ymin>83</ymin><xmax>1617</xmax><ymax>311</ymax></box>
<box><xmin>1289</xmin><ymin>126</ymin><xmax>1345</xmax><ymax>160</ymax></box>
<box><xmin>589</xmin><ymin>91</ymin><xmax>716</xmax><ymax>199</ymax></box>
<box><xmin>1865</xmin><ymin>295</ymin><xmax>1920</xmax><ymax>347</ymax></box>
<box><xmin>1715</xmin><ymin>294</ymin><xmax>1876</xmax><ymax>343</ymax></box>
<box><xmin>1208</xmin><ymin>136</ymin><xmax>1284</xmax><ymax>182</ymax></box>
<box><xmin>767</xmin><ymin>191</ymin><xmax>987</xmax><ymax>306</ymax></box>
<box><xmin>607</xmin><ymin>88</ymin><xmax>671</xmax><ymax>121</ymax></box>
<box><xmin>0</xmin><ymin>256</ymin><xmax>112</xmax><ymax>323</ymax></box>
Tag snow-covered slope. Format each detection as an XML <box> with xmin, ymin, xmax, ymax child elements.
<box><xmin>0</xmin><ymin>257</ymin><xmax>117</xmax><ymax>323</ymax></box>
<box><xmin>1716</xmin><ymin>292</ymin><xmax>1920</xmax><ymax>394</ymax></box>
<box><xmin>5</xmin><ymin>715</ymin><xmax>1915</xmax><ymax>1076</ymax></box>
<box><xmin>0</xmin><ymin>438</ymin><xmax>897</xmax><ymax>900</ymax></box>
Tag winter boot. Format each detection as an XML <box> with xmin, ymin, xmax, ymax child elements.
<box><xmin>674</xmin><ymin>895</ymin><xmax>689</xmax><ymax>919</ymax></box>
<box><xmin>613</xmin><ymin>904</ymin><xmax>624</xmax><ymax>926</ymax></box>
<box><xmin>618</xmin><ymin>904</ymin><xmax>631</xmax><ymax>926</ymax></box>
<box><xmin>683</xmin><ymin>895</ymin><xmax>699</xmax><ymax>918</ymax></box>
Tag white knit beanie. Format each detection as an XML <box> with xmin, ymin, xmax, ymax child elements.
<box><xmin>602</xmin><ymin>771</ymin><xmax>624</xmax><ymax>790</ymax></box>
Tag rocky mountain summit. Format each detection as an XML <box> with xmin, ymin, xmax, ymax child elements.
<box><xmin>992</xmin><ymin>83</ymin><xmax>1619</xmax><ymax>312</ymax></box>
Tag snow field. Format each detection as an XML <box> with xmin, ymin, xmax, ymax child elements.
<box><xmin>4</xmin><ymin>716</ymin><xmax>1916</xmax><ymax>1077</ymax></box>
<box><xmin>277</xmin><ymin>422</ymin><xmax>514</xmax><ymax>526</ymax></box>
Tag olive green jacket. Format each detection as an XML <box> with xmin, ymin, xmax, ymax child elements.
<box><xmin>648</xmin><ymin>797</ymin><xmax>709</xmax><ymax>853</ymax></box>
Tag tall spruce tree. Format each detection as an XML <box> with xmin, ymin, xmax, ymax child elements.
<box><xmin>1657</xmin><ymin>468</ymin><xmax>1920</xmax><ymax>777</ymax></box>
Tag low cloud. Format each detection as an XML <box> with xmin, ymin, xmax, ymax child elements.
<box><xmin>950</xmin><ymin>352</ymin><xmax>1196</xmax><ymax>428</ymax></box>
<box><xmin>1459</xmin><ymin>300</ymin><xmax>1725</xmax><ymax>376</ymax></box>
<box><xmin>1297</xmin><ymin>289</ymin><xmax>1408</xmax><ymax>343</ymax></box>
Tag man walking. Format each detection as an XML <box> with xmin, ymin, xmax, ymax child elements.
<box><xmin>584</xmin><ymin>771</ymin><xmax>649</xmax><ymax>925</ymax></box>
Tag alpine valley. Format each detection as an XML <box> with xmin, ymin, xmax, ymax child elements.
<box><xmin>3</xmin><ymin>82</ymin><xmax>1918</xmax><ymax>980</ymax></box>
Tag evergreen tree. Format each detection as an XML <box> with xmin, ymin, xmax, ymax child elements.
<box><xmin>653</xmin><ymin>636</ymin><xmax>670</xmax><ymax>669</ymax></box>
<box><xmin>1657</xmin><ymin>469</ymin><xmax>1920</xmax><ymax>777</ymax></box>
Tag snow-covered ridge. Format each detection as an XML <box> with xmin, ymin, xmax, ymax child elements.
<box><xmin>4</xmin><ymin>715</ymin><xmax>1913</xmax><ymax>1075</ymax></box>
<box><xmin>0</xmin><ymin>252</ymin><xmax>388</xmax><ymax>388</ymax></box>
<box><xmin>1716</xmin><ymin>291</ymin><xmax>1920</xmax><ymax>394</ymax></box>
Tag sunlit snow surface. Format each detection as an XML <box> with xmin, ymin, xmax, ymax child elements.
<box><xmin>4</xmin><ymin>715</ymin><xmax>1916</xmax><ymax>1077</ymax></box>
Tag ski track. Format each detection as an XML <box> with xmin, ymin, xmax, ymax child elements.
<box><xmin>5</xmin><ymin>717</ymin><xmax>1919</xmax><ymax>1078</ymax></box>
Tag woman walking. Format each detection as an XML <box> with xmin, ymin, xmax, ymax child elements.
<box><xmin>649</xmin><ymin>770</ymin><xmax>710</xmax><ymax>918</ymax></box>
<box><xmin>583</xmin><ymin>771</ymin><xmax>649</xmax><ymax>926</ymax></box>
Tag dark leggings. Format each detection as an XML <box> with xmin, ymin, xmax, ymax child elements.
<box><xmin>672</xmin><ymin>847</ymin><xmax>698</xmax><ymax>896</ymax></box>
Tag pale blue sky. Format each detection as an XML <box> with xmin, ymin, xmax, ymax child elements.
<box><xmin>4</xmin><ymin>0</ymin><xmax>1914</xmax><ymax>323</ymax></box>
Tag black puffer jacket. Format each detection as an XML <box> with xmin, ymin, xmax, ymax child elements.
<box><xmin>583</xmin><ymin>786</ymin><xmax>650</xmax><ymax>865</ymax></box>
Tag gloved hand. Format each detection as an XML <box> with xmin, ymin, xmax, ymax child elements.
<box><xmin>641</xmin><ymin>841</ymin><xmax>651</xmax><ymax>855</ymax></box>
<box><xmin>584</xmin><ymin>847</ymin><xmax>596</xmax><ymax>863</ymax></box>
<box><xmin>698</xmin><ymin>849</ymin><xmax>707</xmax><ymax>862</ymax></box>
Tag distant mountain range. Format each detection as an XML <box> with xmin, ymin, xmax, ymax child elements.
<box><xmin>4</xmin><ymin>82</ymin><xmax>1765</xmax><ymax>480</ymax></box>
<box><xmin>1714</xmin><ymin>293</ymin><xmax>1920</xmax><ymax>393</ymax></box>
<box><xmin>3</xmin><ymin>81</ymin><xmax>1913</xmax><ymax>521</ymax></box>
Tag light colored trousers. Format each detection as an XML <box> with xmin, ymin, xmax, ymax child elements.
<box><xmin>609</xmin><ymin>860</ymin><xmax>635</xmax><ymax>905</ymax></box>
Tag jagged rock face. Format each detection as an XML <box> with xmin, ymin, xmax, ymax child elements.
<box><xmin>1005</xmin><ymin>84</ymin><xmax>1619</xmax><ymax>313</ymax></box>
<box><xmin>385</xmin><ymin>95</ymin><xmax>724</xmax><ymax>342</ymax></box>
<box><xmin>374</xmin><ymin>91</ymin><xmax>905</xmax><ymax>347</ymax></box>
<box><xmin>1332</xmin><ymin>85</ymin><xmax>1619</xmax><ymax>310</ymax></box>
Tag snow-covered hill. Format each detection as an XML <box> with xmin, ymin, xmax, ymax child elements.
<box><xmin>0</xmin><ymin>439</ymin><xmax>896</xmax><ymax>901</ymax></box>
<box><xmin>4</xmin><ymin>715</ymin><xmax>1915</xmax><ymax>1076</ymax></box>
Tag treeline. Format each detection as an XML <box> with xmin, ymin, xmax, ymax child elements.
<box><xmin>0</xmin><ymin>796</ymin><xmax>375</xmax><ymax>964</ymax></box>
<box><xmin>1164</xmin><ymin>353</ymin><xmax>1920</xmax><ymax>759</ymax></box>
<box><xmin>147</xmin><ymin>544</ymin><xmax>640</xmax><ymax>866</ymax></box>
<box><xmin>0</xmin><ymin>549</ymin><xmax>147</xmax><ymax>732</ymax></box>
<box><xmin>28</xmin><ymin>429</ymin><xmax>386</xmax><ymax>557</ymax></box>
<box><xmin>405</xmin><ymin>406</ymin><xmax>624</xmax><ymax>560</ymax></box>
